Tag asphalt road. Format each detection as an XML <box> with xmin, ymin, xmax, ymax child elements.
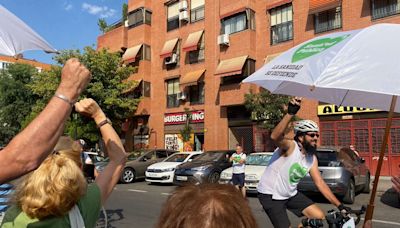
<box><xmin>103</xmin><ymin>181</ymin><xmax>400</xmax><ymax>228</ymax></box>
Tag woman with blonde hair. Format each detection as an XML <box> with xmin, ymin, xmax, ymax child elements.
<box><xmin>1</xmin><ymin>98</ymin><xmax>127</xmax><ymax>227</ymax></box>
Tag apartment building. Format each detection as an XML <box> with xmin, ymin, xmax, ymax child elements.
<box><xmin>0</xmin><ymin>55</ymin><xmax>51</xmax><ymax>72</ymax></box>
<box><xmin>98</xmin><ymin>0</ymin><xmax>400</xmax><ymax>176</ymax></box>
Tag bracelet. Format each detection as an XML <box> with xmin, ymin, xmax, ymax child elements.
<box><xmin>54</xmin><ymin>94</ymin><xmax>75</xmax><ymax>107</ymax></box>
<box><xmin>97</xmin><ymin>118</ymin><xmax>112</xmax><ymax>128</ymax></box>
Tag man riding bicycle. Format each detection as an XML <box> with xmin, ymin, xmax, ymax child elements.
<box><xmin>257</xmin><ymin>97</ymin><xmax>351</xmax><ymax>228</ymax></box>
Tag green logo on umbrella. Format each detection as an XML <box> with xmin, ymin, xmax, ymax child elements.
<box><xmin>289</xmin><ymin>163</ymin><xmax>308</xmax><ymax>184</ymax></box>
<box><xmin>292</xmin><ymin>34</ymin><xmax>351</xmax><ymax>63</ymax></box>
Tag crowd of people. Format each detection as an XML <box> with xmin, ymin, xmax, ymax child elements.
<box><xmin>0</xmin><ymin>58</ymin><xmax>399</xmax><ymax>227</ymax></box>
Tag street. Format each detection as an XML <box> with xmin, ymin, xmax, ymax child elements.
<box><xmin>103</xmin><ymin>181</ymin><xmax>400</xmax><ymax>228</ymax></box>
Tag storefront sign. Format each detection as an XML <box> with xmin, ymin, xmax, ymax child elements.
<box><xmin>164</xmin><ymin>134</ymin><xmax>194</xmax><ymax>152</ymax></box>
<box><xmin>318</xmin><ymin>104</ymin><xmax>379</xmax><ymax>115</ymax></box>
<box><xmin>164</xmin><ymin>110</ymin><xmax>204</xmax><ymax>125</ymax></box>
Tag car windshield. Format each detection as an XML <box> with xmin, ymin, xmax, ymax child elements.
<box><xmin>164</xmin><ymin>153</ymin><xmax>190</xmax><ymax>162</ymax></box>
<box><xmin>246</xmin><ymin>154</ymin><xmax>272</xmax><ymax>166</ymax></box>
<box><xmin>195</xmin><ymin>152</ymin><xmax>223</xmax><ymax>162</ymax></box>
<box><xmin>316</xmin><ymin>151</ymin><xmax>338</xmax><ymax>166</ymax></box>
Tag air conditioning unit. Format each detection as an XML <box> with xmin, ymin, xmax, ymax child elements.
<box><xmin>124</xmin><ymin>20</ymin><xmax>129</xmax><ymax>27</ymax></box>
<box><xmin>165</xmin><ymin>53</ymin><xmax>178</xmax><ymax>65</ymax></box>
<box><xmin>217</xmin><ymin>34</ymin><xmax>230</xmax><ymax>46</ymax></box>
<box><xmin>177</xmin><ymin>92</ymin><xmax>187</xmax><ymax>100</ymax></box>
<box><xmin>179</xmin><ymin>11</ymin><xmax>189</xmax><ymax>21</ymax></box>
<box><xmin>179</xmin><ymin>1</ymin><xmax>188</xmax><ymax>11</ymax></box>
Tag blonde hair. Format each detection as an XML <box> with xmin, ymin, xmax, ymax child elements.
<box><xmin>14</xmin><ymin>136</ymin><xmax>87</xmax><ymax>219</ymax></box>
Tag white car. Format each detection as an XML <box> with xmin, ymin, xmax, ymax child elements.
<box><xmin>145</xmin><ymin>151</ymin><xmax>203</xmax><ymax>183</ymax></box>
<box><xmin>219</xmin><ymin>152</ymin><xmax>273</xmax><ymax>193</ymax></box>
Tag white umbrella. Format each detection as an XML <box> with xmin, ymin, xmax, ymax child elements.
<box><xmin>0</xmin><ymin>4</ymin><xmax>57</xmax><ymax>56</ymax></box>
<box><xmin>243</xmin><ymin>23</ymin><xmax>400</xmax><ymax>222</ymax></box>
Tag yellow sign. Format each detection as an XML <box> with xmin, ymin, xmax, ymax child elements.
<box><xmin>318</xmin><ymin>105</ymin><xmax>380</xmax><ymax>115</ymax></box>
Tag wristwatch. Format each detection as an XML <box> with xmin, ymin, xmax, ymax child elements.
<box><xmin>97</xmin><ymin>118</ymin><xmax>112</xmax><ymax>128</ymax></box>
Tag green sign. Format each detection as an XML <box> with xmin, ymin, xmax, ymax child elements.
<box><xmin>289</xmin><ymin>163</ymin><xmax>308</xmax><ymax>184</ymax></box>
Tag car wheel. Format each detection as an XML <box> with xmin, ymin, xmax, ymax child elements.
<box><xmin>362</xmin><ymin>173</ymin><xmax>371</xmax><ymax>193</ymax></box>
<box><xmin>120</xmin><ymin>168</ymin><xmax>135</xmax><ymax>183</ymax></box>
<box><xmin>343</xmin><ymin>179</ymin><xmax>355</xmax><ymax>204</ymax></box>
<box><xmin>208</xmin><ymin>172</ymin><xmax>220</xmax><ymax>183</ymax></box>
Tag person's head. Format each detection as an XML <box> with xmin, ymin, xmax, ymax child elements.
<box><xmin>157</xmin><ymin>184</ymin><xmax>257</xmax><ymax>228</ymax></box>
<box><xmin>236</xmin><ymin>144</ymin><xmax>243</xmax><ymax>154</ymax></box>
<box><xmin>349</xmin><ymin>145</ymin><xmax>355</xmax><ymax>150</ymax></box>
<box><xmin>293</xmin><ymin>120</ymin><xmax>319</xmax><ymax>155</ymax></box>
<box><xmin>14</xmin><ymin>136</ymin><xmax>87</xmax><ymax>219</ymax></box>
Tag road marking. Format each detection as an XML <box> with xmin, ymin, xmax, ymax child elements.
<box><xmin>161</xmin><ymin>193</ymin><xmax>172</xmax><ymax>196</ymax></box>
<box><xmin>128</xmin><ymin>189</ymin><xmax>147</xmax><ymax>193</ymax></box>
<box><xmin>361</xmin><ymin>218</ymin><xmax>400</xmax><ymax>226</ymax></box>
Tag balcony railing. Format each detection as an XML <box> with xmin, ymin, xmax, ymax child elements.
<box><xmin>372</xmin><ymin>1</ymin><xmax>400</xmax><ymax>20</ymax></box>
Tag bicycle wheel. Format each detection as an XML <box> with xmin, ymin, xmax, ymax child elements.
<box><xmin>95</xmin><ymin>207</ymin><xmax>108</xmax><ymax>228</ymax></box>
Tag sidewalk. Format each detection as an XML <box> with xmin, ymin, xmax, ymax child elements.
<box><xmin>371</xmin><ymin>176</ymin><xmax>393</xmax><ymax>193</ymax></box>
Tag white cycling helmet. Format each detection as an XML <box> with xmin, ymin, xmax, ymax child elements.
<box><xmin>294</xmin><ymin>120</ymin><xmax>319</xmax><ymax>134</ymax></box>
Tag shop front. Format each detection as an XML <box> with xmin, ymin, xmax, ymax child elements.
<box><xmin>318</xmin><ymin>104</ymin><xmax>400</xmax><ymax>176</ymax></box>
<box><xmin>164</xmin><ymin>110</ymin><xmax>205</xmax><ymax>152</ymax></box>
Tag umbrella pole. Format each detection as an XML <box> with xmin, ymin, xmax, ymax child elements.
<box><xmin>364</xmin><ymin>95</ymin><xmax>397</xmax><ymax>223</ymax></box>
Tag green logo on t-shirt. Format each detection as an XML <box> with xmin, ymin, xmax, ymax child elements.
<box><xmin>292</xmin><ymin>34</ymin><xmax>351</xmax><ymax>63</ymax></box>
<box><xmin>289</xmin><ymin>163</ymin><xmax>308</xmax><ymax>184</ymax></box>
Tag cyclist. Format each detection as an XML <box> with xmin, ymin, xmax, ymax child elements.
<box><xmin>257</xmin><ymin>97</ymin><xmax>351</xmax><ymax>228</ymax></box>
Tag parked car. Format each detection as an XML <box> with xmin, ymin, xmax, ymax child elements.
<box><xmin>298</xmin><ymin>147</ymin><xmax>370</xmax><ymax>204</ymax></box>
<box><xmin>219</xmin><ymin>152</ymin><xmax>273</xmax><ymax>193</ymax></box>
<box><xmin>145</xmin><ymin>151</ymin><xmax>203</xmax><ymax>183</ymax></box>
<box><xmin>173</xmin><ymin>150</ymin><xmax>235</xmax><ymax>185</ymax></box>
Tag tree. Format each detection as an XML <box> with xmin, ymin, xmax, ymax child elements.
<box><xmin>179</xmin><ymin>108</ymin><xmax>193</xmax><ymax>151</ymax></box>
<box><xmin>0</xmin><ymin>64</ymin><xmax>38</xmax><ymax>145</ymax></box>
<box><xmin>244</xmin><ymin>89</ymin><xmax>291</xmax><ymax>130</ymax></box>
<box><xmin>27</xmin><ymin>47</ymin><xmax>140</xmax><ymax>144</ymax></box>
<box><xmin>97</xmin><ymin>18</ymin><xmax>108</xmax><ymax>34</ymax></box>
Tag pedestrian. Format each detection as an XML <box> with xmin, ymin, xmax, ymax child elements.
<box><xmin>0</xmin><ymin>58</ymin><xmax>91</xmax><ymax>184</ymax></box>
<box><xmin>156</xmin><ymin>183</ymin><xmax>257</xmax><ymax>228</ymax></box>
<box><xmin>0</xmin><ymin>183</ymin><xmax>13</xmax><ymax>224</ymax></box>
<box><xmin>257</xmin><ymin>97</ymin><xmax>352</xmax><ymax>228</ymax></box>
<box><xmin>229</xmin><ymin>144</ymin><xmax>247</xmax><ymax>197</ymax></box>
<box><xmin>1</xmin><ymin>98</ymin><xmax>127</xmax><ymax>227</ymax></box>
<box><xmin>349</xmin><ymin>144</ymin><xmax>360</xmax><ymax>157</ymax></box>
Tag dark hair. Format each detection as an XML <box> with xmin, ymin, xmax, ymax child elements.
<box><xmin>157</xmin><ymin>184</ymin><xmax>258</xmax><ymax>228</ymax></box>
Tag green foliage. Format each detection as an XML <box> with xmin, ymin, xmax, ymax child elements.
<box><xmin>179</xmin><ymin>108</ymin><xmax>192</xmax><ymax>142</ymax></box>
<box><xmin>0</xmin><ymin>64</ymin><xmax>38</xmax><ymax>145</ymax></box>
<box><xmin>122</xmin><ymin>3</ymin><xmax>128</xmax><ymax>21</ymax></box>
<box><xmin>97</xmin><ymin>18</ymin><xmax>108</xmax><ymax>34</ymax></box>
<box><xmin>27</xmin><ymin>47</ymin><xmax>140</xmax><ymax>143</ymax></box>
<box><xmin>244</xmin><ymin>89</ymin><xmax>291</xmax><ymax>130</ymax></box>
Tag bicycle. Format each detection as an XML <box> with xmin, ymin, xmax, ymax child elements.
<box><xmin>301</xmin><ymin>205</ymin><xmax>366</xmax><ymax>228</ymax></box>
<box><xmin>95</xmin><ymin>207</ymin><xmax>108</xmax><ymax>228</ymax></box>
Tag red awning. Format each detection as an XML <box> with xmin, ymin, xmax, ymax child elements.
<box><xmin>182</xmin><ymin>30</ymin><xmax>204</xmax><ymax>52</ymax></box>
<box><xmin>180</xmin><ymin>69</ymin><xmax>205</xmax><ymax>87</ymax></box>
<box><xmin>122</xmin><ymin>44</ymin><xmax>143</xmax><ymax>63</ymax></box>
<box><xmin>264</xmin><ymin>52</ymin><xmax>282</xmax><ymax>64</ymax></box>
<box><xmin>160</xmin><ymin>38</ymin><xmax>179</xmax><ymax>58</ymax></box>
<box><xmin>220</xmin><ymin>7</ymin><xmax>247</xmax><ymax>19</ymax></box>
<box><xmin>309</xmin><ymin>0</ymin><xmax>341</xmax><ymax>14</ymax></box>
<box><xmin>266</xmin><ymin>0</ymin><xmax>292</xmax><ymax>10</ymax></box>
<box><xmin>215</xmin><ymin>55</ymin><xmax>248</xmax><ymax>77</ymax></box>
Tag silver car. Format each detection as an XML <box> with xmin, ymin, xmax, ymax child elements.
<box><xmin>298</xmin><ymin>147</ymin><xmax>370</xmax><ymax>204</ymax></box>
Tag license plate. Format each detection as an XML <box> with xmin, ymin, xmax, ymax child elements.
<box><xmin>176</xmin><ymin>176</ymin><xmax>188</xmax><ymax>181</ymax></box>
<box><xmin>147</xmin><ymin>172</ymin><xmax>157</xmax><ymax>177</ymax></box>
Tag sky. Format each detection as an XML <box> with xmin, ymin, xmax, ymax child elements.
<box><xmin>0</xmin><ymin>0</ymin><xmax>126</xmax><ymax>64</ymax></box>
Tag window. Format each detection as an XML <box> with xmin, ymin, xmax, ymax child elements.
<box><xmin>141</xmin><ymin>44</ymin><xmax>151</xmax><ymax>61</ymax></box>
<box><xmin>221</xmin><ymin>59</ymin><xmax>255</xmax><ymax>85</ymax></box>
<box><xmin>189</xmin><ymin>82</ymin><xmax>205</xmax><ymax>104</ymax></box>
<box><xmin>190</xmin><ymin>0</ymin><xmax>205</xmax><ymax>22</ymax></box>
<box><xmin>128</xmin><ymin>8</ymin><xmax>152</xmax><ymax>28</ymax></box>
<box><xmin>130</xmin><ymin>81</ymin><xmax>151</xmax><ymax>99</ymax></box>
<box><xmin>221</xmin><ymin>9</ymin><xmax>255</xmax><ymax>35</ymax></box>
<box><xmin>166</xmin><ymin>78</ymin><xmax>180</xmax><ymax>108</ymax></box>
<box><xmin>315</xmin><ymin>7</ymin><xmax>342</xmax><ymax>34</ymax></box>
<box><xmin>0</xmin><ymin>62</ymin><xmax>11</xmax><ymax>70</ymax></box>
<box><xmin>167</xmin><ymin>2</ymin><xmax>180</xmax><ymax>31</ymax></box>
<box><xmin>270</xmin><ymin>4</ymin><xmax>293</xmax><ymax>45</ymax></box>
<box><xmin>189</xmin><ymin>34</ymin><xmax>205</xmax><ymax>64</ymax></box>
<box><xmin>371</xmin><ymin>0</ymin><xmax>400</xmax><ymax>19</ymax></box>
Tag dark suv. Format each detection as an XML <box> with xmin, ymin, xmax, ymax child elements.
<box><xmin>173</xmin><ymin>150</ymin><xmax>235</xmax><ymax>185</ymax></box>
<box><xmin>298</xmin><ymin>147</ymin><xmax>370</xmax><ymax>204</ymax></box>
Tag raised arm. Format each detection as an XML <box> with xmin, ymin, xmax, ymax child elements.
<box><xmin>270</xmin><ymin>97</ymin><xmax>301</xmax><ymax>151</ymax></box>
<box><xmin>75</xmin><ymin>98</ymin><xmax>127</xmax><ymax>205</ymax></box>
<box><xmin>0</xmin><ymin>58</ymin><xmax>90</xmax><ymax>184</ymax></box>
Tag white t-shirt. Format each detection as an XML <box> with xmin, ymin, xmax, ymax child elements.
<box><xmin>231</xmin><ymin>153</ymin><xmax>246</xmax><ymax>174</ymax></box>
<box><xmin>257</xmin><ymin>141</ymin><xmax>315</xmax><ymax>200</ymax></box>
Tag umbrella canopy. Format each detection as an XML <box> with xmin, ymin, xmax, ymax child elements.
<box><xmin>243</xmin><ymin>23</ymin><xmax>400</xmax><ymax>112</ymax></box>
<box><xmin>0</xmin><ymin>4</ymin><xmax>57</xmax><ymax>56</ymax></box>
<box><xmin>243</xmin><ymin>23</ymin><xmax>400</xmax><ymax>222</ymax></box>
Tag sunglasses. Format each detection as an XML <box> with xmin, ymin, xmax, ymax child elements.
<box><xmin>306</xmin><ymin>133</ymin><xmax>320</xmax><ymax>138</ymax></box>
